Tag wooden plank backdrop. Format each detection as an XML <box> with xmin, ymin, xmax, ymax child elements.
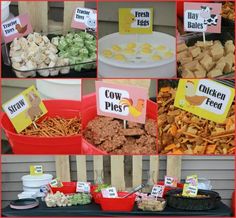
<box><xmin>18</xmin><ymin>1</ymin><xmax>85</xmax><ymax>33</ymax></box>
<box><xmin>55</xmin><ymin>155</ymin><xmax>182</xmax><ymax>189</ymax></box>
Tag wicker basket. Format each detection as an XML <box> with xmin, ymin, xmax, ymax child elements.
<box><xmin>166</xmin><ymin>189</ymin><xmax>221</xmax><ymax>211</ymax></box>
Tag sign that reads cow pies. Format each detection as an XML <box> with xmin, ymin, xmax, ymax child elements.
<box><xmin>174</xmin><ymin>79</ymin><xmax>235</xmax><ymax>123</ymax></box>
<box><xmin>2</xmin><ymin>85</ymin><xmax>47</xmax><ymax>133</ymax></box>
<box><xmin>184</xmin><ymin>2</ymin><xmax>222</xmax><ymax>33</ymax></box>
<box><xmin>71</xmin><ymin>7</ymin><xmax>97</xmax><ymax>32</ymax></box>
<box><xmin>119</xmin><ymin>8</ymin><xmax>153</xmax><ymax>34</ymax></box>
<box><xmin>1</xmin><ymin>14</ymin><xmax>33</xmax><ymax>43</ymax></box>
<box><xmin>96</xmin><ymin>81</ymin><xmax>148</xmax><ymax>124</ymax></box>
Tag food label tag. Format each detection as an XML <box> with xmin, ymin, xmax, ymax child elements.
<box><xmin>186</xmin><ymin>175</ymin><xmax>198</xmax><ymax>186</ymax></box>
<box><xmin>30</xmin><ymin>165</ymin><xmax>43</xmax><ymax>176</ymax></box>
<box><xmin>1</xmin><ymin>14</ymin><xmax>33</xmax><ymax>43</ymax></box>
<box><xmin>151</xmin><ymin>185</ymin><xmax>165</xmax><ymax>198</ymax></box>
<box><xmin>119</xmin><ymin>8</ymin><xmax>153</xmax><ymax>34</ymax></box>
<box><xmin>71</xmin><ymin>7</ymin><xmax>97</xmax><ymax>32</ymax></box>
<box><xmin>164</xmin><ymin>176</ymin><xmax>178</xmax><ymax>187</ymax></box>
<box><xmin>96</xmin><ymin>81</ymin><xmax>148</xmax><ymax>124</ymax></box>
<box><xmin>50</xmin><ymin>179</ymin><xmax>63</xmax><ymax>188</ymax></box>
<box><xmin>101</xmin><ymin>187</ymin><xmax>118</xmax><ymax>198</ymax></box>
<box><xmin>184</xmin><ymin>2</ymin><xmax>222</xmax><ymax>33</ymax></box>
<box><xmin>174</xmin><ymin>79</ymin><xmax>235</xmax><ymax>123</ymax></box>
<box><xmin>2</xmin><ymin>85</ymin><xmax>48</xmax><ymax>133</ymax></box>
<box><xmin>76</xmin><ymin>182</ymin><xmax>91</xmax><ymax>193</ymax></box>
<box><xmin>182</xmin><ymin>184</ymin><xmax>198</xmax><ymax>197</ymax></box>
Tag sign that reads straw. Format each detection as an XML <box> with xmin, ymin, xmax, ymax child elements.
<box><xmin>1</xmin><ymin>14</ymin><xmax>33</xmax><ymax>43</ymax></box>
<box><xmin>184</xmin><ymin>2</ymin><xmax>222</xmax><ymax>33</ymax></box>
<box><xmin>2</xmin><ymin>85</ymin><xmax>48</xmax><ymax>133</ymax></box>
<box><xmin>71</xmin><ymin>7</ymin><xmax>97</xmax><ymax>32</ymax></box>
<box><xmin>96</xmin><ymin>81</ymin><xmax>148</xmax><ymax>124</ymax></box>
<box><xmin>174</xmin><ymin>79</ymin><xmax>235</xmax><ymax>123</ymax></box>
<box><xmin>119</xmin><ymin>8</ymin><xmax>153</xmax><ymax>34</ymax></box>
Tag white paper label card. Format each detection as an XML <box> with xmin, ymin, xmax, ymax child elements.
<box><xmin>101</xmin><ymin>187</ymin><xmax>118</xmax><ymax>198</ymax></box>
<box><xmin>151</xmin><ymin>185</ymin><xmax>165</xmax><ymax>198</ymax></box>
<box><xmin>76</xmin><ymin>182</ymin><xmax>91</xmax><ymax>193</ymax></box>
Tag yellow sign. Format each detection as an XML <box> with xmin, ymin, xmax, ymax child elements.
<box><xmin>174</xmin><ymin>79</ymin><xmax>235</xmax><ymax>123</ymax></box>
<box><xmin>30</xmin><ymin>165</ymin><xmax>43</xmax><ymax>176</ymax></box>
<box><xmin>2</xmin><ymin>85</ymin><xmax>48</xmax><ymax>133</ymax></box>
<box><xmin>119</xmin><ymin>8</ymin><xmax>153</xmax><ymax>34</ymax></box>
<box><xmin>182</xmin><ymin>184</ymin><xmax>198</xmax><ymax>197</ymax></box>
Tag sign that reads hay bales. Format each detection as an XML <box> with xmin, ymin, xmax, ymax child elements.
<box><xmin>184</xmin><ymin>2</ymin><xmax>222</xmax><ymax>33</ymax></box>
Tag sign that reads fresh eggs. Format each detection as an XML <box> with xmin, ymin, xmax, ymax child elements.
<box><xmin>71</xmin><ymin>7</ymin><xmax>97</xmax><ymax>32</ymax></box>
<box><xmin>1</xmin><ymin>14</ymin><xmax>33</xmax><ymax>43</ymax></box>
<box><xmin>96</xmin><ymin>81</ymin><xmax>148</xmax><ymax>124</ymax></box>
<box><xmin>119</xmin><ymin>8</ymin><xmax>153</xmax><ymax>34</ymax></box>
<box><xmin>174</xmin><ymin>79</ymin><xmax>235</xmax><ymax>123</ymax></box>
<box><xmin>184</xmin><ymin>2</ymin><xmax>222</xmax><ymax>33</ymax></box>
<box><xmin>2</xmin><ymin>85</ymin><xmax>47</xmax><ymax>133</ymax></box>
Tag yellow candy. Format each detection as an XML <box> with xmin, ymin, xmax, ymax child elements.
<box><xmin>164</xmin><ymin>51</ymin><xmax>173</xmax><ymax>58</ymax></box>
<box><xmin>141</xmin><ymin>43</ymin><xmax>152</xmax><ymax>49</ymax></box>
<box><xmin>126</xmin><ymin>42</ymin><xmax>136</xmax><ymax>49</ymax></box>
<box><xmin>152</xmin><ymin>54</ymin><xmax>162</xmax><ymax>61</ymax></box>
<box><xmin>114</xmin><ymin>54</ymin><xmax>126</xmax><ymax>61</ymax></box>
<box><xmin>112</xmin><ymin>45</ymin><xmax>122</xmax><ymax>52</ymax></box>
<box><xmin>141</xmin><ymin>47</ymin><xmax>152</xmax><ymax>54</ymax></box>
<box><xmin>156</xmin><ymin>45</ymin><xmax>166</xmax><ymax>51</ymax></box>
<box><xmin>123</xmin><ymin>48</ymin><xmax>136</xmax><ymax>54</ymax></box>
<box><xmin>102</xmin><ymin>49</ymin><xmax>113</xmax><ymax>58</ymax></box>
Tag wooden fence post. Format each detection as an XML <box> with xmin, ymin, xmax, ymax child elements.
<box><xmin>76</xmin><ymin>156</ymin><xmax>87</xmax><ymax>181</ymax></box>
<box><xmin>55</xmin><ymin>156</ymin><xmax>71</xmax><ymax>181</ymax></box>
<box><xmin>18</xmin><ymin>2</ymin><xmax>48</xmax><ymax>32</ymax></box>
<box><xmin>111</xmin><ymin>156</ymin><xmax>125</xmax><ymax>191</ymax></box>
<box><xmin>166</xmin><ymin>156</ymin><xmax>182</xmax><ymax>180</ymax></box>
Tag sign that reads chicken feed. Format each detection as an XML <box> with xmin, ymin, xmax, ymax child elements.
<box><xmin>184</xmin><ymin>2</ymin><xmax>222</xmax><ymax>33</ymax></box>
<box><xmin>119</xmin><ymin>8</ymin><xmax>153</xmax><ymax>34</ymax></box>
<box><xmin>1</xmin><ymin>14</ymin><xmax>33</xmax><ymax>43</ymax></box>
<box><xmin>174</xmin><ymin>79</ymin><xmax>235</xmax><ymax>123</ymax></box>
<box><xmin>95</xmin><ymin>81</ymin><xmax>148</xmax><ymax>124</ymax></box>
<box><xmin>71</xmin><ymin>7</ymin><xmax>97</xmax><ymax>32</ymax></box>
<box><xmin>2</xmin><ymin>85</ymin><xmax>47</xmax><ymax>133</ymax></box>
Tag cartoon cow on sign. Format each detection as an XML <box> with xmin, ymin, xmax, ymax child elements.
<box><xmin>200</xmin><ymin>6</ymin><xmax>218</xmax><ymax>26</ymax></box>
<box><xmin>85</xmin><ymin>11</ymin><xmax>96</xmax><ymax>32</ymax></box>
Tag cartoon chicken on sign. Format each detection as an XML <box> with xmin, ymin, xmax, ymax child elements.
<box><xmin>120</xmin><ymin>98</ymin><xmax>145</xmax><ymax>117</ymax></box>
<box><xmin>15</xmin><ymin>24</ymin><xmax>27</xmax><ymax>34</ymax></box>
<box><xmin>185</xmin><ymin>81</ymin><xmax>207</xmax><ymax>106</ymax></box>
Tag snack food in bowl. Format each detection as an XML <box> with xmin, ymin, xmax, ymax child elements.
<box><xmin>98</xmin><ymin>32</ymin><xmax>176</xmax><ymax>78</ymax></box>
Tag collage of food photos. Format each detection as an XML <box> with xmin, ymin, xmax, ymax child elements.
<box><xmin>0</xmin><ymin>1</ymin><xmax>235</xmax><ymax>217</ymax></box>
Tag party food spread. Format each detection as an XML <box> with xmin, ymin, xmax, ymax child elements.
<box><xmin>83</xmin><ymin>116</ymin><xmax>156</xmax><ymax>154</ymax></box>
<box><xmin>102</xmin><ymin>42</ymin><xmax>174</xmax><ymax>63</ymax></box>
<box><xmin>21</xmin><ymin>117</ymin><xmax>81</xmax><ymax>137</ymax></box>
<box><xmin>177</xmin><ymin>40</ymin><xmax>235</xmax><ymax>78</ymax></box>
<box><xmin>158</xmin><ymin>87</ymin><xmax>235</xmax><ymax>155</ymax></box>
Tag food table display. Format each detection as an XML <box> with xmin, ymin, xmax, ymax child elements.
<box><xmin>1</xmin><ymin>174</ymin><xmax>233</xmax><ymax>217</ymax></box>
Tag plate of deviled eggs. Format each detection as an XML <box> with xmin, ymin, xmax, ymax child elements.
<box><xmin>98</xmin><ymin>32</ymin><xmax>176</xmax><ymax>78</ymax></box>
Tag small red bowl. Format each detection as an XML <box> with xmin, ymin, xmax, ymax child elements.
<box><xmin>50</xmin><ymin>182</ymin><xmax>76</xmax><ymax>194</ymax></box>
